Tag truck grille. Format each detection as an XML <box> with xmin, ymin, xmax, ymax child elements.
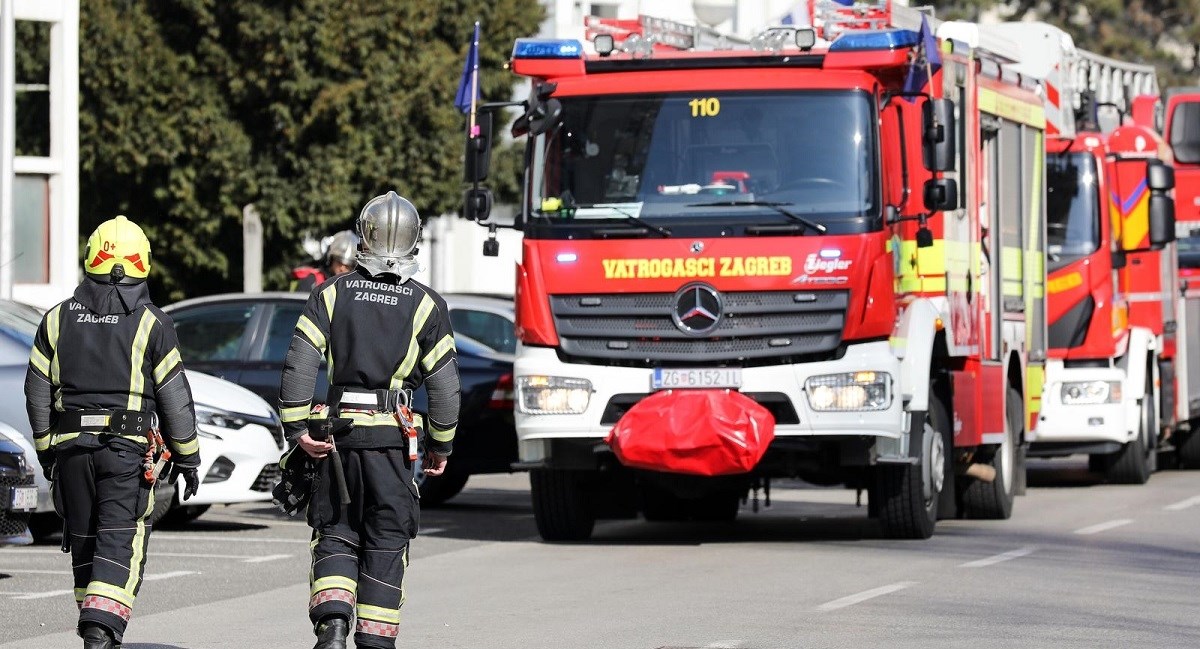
<box><xmin>550</xmin><ymin>290</ymin><xmax>849</xmax><ymax>364</ymax></box>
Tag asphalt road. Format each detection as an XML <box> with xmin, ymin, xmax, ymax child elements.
<box><xmin>2</xmin><ymin>458</ymin><xmax>1198</xmax><ymax>649</ymax></box>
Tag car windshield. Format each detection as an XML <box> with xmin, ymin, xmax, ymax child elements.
<box><xmin>1047</xmin><ymin>152</ymin><xmax>1100</xmax><ymax>263</ymax></box>
<box><xmin>532</xmin><ymin>90</ymin><xmax>878</xmax><ymax>229</ymax></box>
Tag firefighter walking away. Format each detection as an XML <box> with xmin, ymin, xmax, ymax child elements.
<box><xmin>278</xmin><ymin>191</ymin><xmax>460</xmax><ymax>649</ymax></box>
<box><xmin>24</xmin><ymin>215</ymin><xmax>201</xmax><ymax>649</ymax></box>
<box><xmin>291</xmin><ymin>229</ymin><xmax>360</xmax><ymax>292</ymax></box>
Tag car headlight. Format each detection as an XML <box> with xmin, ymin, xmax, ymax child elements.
<box><xmin>516</xmin><ymin>376</ymin><xmax>593</xmax><ymax>415</ymax></box>
<box><xmin>195</xmin><ymin>406</ymin><xmax>251</xmax><ymax>439</ymax></box>
<box><xmin>805</xmin><ymin>371</ymin><xmax>892</xmax><ymax>411</ymax></box>
<box><xmin>1061</xmin><ymin>381</ymin><xmax>1121</xmax><ymax>405</ymax></box>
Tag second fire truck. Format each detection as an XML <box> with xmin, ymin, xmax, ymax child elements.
<box><xmin>464</xmin><ymin>2</ymin><xmax>1049</xmax><ymax>540</ymax></box>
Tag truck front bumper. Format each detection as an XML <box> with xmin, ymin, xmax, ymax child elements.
<box><xmin>514</xmin><ymin>340</ymin><xmax>907</xmax><ymax>462</ymax></box>
<box><xmin>1030</xmin><ymin>364</ymin><xmax>1137</xmax><ymax>449</ymax></box>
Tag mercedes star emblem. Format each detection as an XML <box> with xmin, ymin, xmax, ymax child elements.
<box><xmin>672</xmin><ymin>283</ymin><xmax>722</xmax><ymax>336</ymax></box>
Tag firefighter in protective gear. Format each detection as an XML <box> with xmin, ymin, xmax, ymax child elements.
<box><xmin>291</xmin><ymin>230</ymin><xmax>360</xmax><ymax>292</ymax></box>
<box><xmin>24</xmin><ymin>215</ymin><xmax>201</xmax><ymax>649</ymax></box>
<box><xmin>279</xmin><ymin>191</ymin><xmax>459</xmax><ymax>649</ymax></box>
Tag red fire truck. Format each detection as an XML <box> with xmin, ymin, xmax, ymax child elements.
<box><xmin>463</xmin><ymin>2</ymin><xmax>1048</xmax><ymax>540</ymax></box>
<box><xmin>1165</xmin><ymin>88</ymin><xmax>1200</xmax><ymax>464</ymax></box>
<box><xmin>977</xmin><ymin>24</ymin><xmax>1182</xmax><ymax>483</ymax></box>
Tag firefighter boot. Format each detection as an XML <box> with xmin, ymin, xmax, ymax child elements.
<box><xmin>81</xmin><ymin>624</ymin><xmax>116</xmax><ymax>649</ymax></box>
<box><xmin>313</xmin><ymin>616</ymin><xmax>349</xmax><ymax>649</ymax></box>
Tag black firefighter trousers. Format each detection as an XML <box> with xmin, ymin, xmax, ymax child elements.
<box><xmin>54</xmin><ymin>441</ymin><xmax>154</xmax><ymax>643</ymax></box>
<box><xmin>308</xmin><ymin>446</ymin><xmax>419</xmax><ymax>648</ymax></box>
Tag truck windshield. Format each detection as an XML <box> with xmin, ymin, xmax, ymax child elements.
<box><xmin>531</xmin><ymin>90</ymin><xmax>878</xmax><ymax>232</ymax></box>
<box><xmin>1047</xmin><ymin>153</ymin><xmax>1100</xmax><ymax>263</ymax></box>
<box><xmin>1169</xmin><ymin>101</ymin><xmax>1200</xmax><ymax>164</ymax></box>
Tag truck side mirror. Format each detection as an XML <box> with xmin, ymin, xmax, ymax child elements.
<box><xmin>1148</xmin><ymin>193</ymin><xmax>1176</xmax><ymax>250</ymax></box>
<box><xmin>464</xmin><ymin>111</ymin><xmax>494</xmax><ymax>184</ymax></box>
<box><xmin>1147</xmin><ymin>159</ymin><xmax>1175</xmax><ymax>192</ymax></box>
<box><xmin>923</xmin><ymin>98</ymin><xmax>956</xmax><ymax>172</ymax></box>
<box><xmin>529</xmin><ymin>98</ymin><xmax>563</xmax><ymax>136</ymax></box>
<box><xmin>923</xmin><ymin>177</ymin><xmax>958</xmax><ymax>212</ymax></box>
<box><xmin>463</xmin><ymin>187</ymin><xmax>494</xmax><ymax>222</ymax></box>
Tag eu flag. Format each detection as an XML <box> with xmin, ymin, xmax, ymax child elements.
<box><xmin>455</xmin><ymin>22</ymin><xmax>481</xmax><ymax>114</ymax></box>
<box><xmin>902</xmin><ymin>14</ymin><xmax>942</xmax><ymax>100</ymax></box>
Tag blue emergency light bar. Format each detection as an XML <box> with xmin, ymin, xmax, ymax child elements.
<box><xmin>513</xmin><ymin>38</ymin><xmax>584</xmax><ymax>59</ymax></box>
<box><xmin>828</xmin><ymin>28</ymin><xmax>919</xmax><ymax>52</ymax></box>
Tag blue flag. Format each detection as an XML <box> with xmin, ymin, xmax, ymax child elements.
<box><xmin>455</xmin><ymin>22</ymin><xmax>481</xmax><ymax>114</ymax></box>
<box><xmin>902</xmin><ymin>15</ymin><xmax>942</xmax><ymax>100</ymax></box>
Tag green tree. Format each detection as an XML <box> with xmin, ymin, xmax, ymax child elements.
<box><xmin>79</xmin><ymin>0</ymin><xmax>540</xmax><ymax>301</ymax></box>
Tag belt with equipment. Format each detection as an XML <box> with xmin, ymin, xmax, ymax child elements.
<box><xmin>55</xmin><ymin>409</ymin><xmax>171</xmax><ymax>484</ymax></box>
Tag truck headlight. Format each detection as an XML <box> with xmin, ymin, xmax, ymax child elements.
<box><xmin>1061</xmin><ymin>381</ymin><xmax>1121</xmax><ymax>405</ymax></box>
<box><xmin>805</xmin><ymin>371</ymin><xmax>892</xmax><ymax>411</ymax></box>
<box><xmin>516</xmin><ymin>376</ymin><xmax>593</xmax><ymax>415</ymax></box>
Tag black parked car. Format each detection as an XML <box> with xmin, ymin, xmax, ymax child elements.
<box><xmin>163</xmin><ymin>292</ymin><xmax>517</xmax><ymax>505</ymax></box>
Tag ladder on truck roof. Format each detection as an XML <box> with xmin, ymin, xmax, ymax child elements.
<box><xmin>981</xmin><ymin>22</ymin><xmax>1159</xmax><ymax>137</ymax></box>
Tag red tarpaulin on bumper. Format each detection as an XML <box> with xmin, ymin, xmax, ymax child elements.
<box><xmin>606</xmin><ymin>389</ymin><xmax>775</xmax><ymax>476</ymax></box>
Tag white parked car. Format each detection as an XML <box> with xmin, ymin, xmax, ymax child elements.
<box><xmin>0</xmin><ymin>299</ymin><xmax>284</xmax><ymax>538</ymax></box>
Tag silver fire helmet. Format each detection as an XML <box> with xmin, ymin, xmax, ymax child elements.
<box><xmin>356</xmin><ymin>191</ymin><xmax>422</xmax><ymax>281</ymax></box>
<box><xmin>325</xmin><ymin>230</ymin><xmax>359</xmax><ymax>267</ymax></box>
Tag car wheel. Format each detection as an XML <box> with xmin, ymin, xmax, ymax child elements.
<box><xmin>161</xmin><ymin>504</ymin><xmax>211</xmax><ymax>525</ymax></box>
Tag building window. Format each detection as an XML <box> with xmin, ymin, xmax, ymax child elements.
<box><xmin>14</xmin><ymin>175</ymin><xmax>50</xmax><ymax>284</ymax></box>
<box><xmin>15</xmin><ymin>20</ymin><xmax>51</xmax><ymax>158</ymax></box>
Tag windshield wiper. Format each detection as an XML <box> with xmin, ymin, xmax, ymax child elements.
<box><xmin>572</xmin><ymin>203</ymin><xmax>671</xmax><ymax>237</ymax></box>
<box><xmin>687</xmin><ymin>200</ymin><xmax>827</xmax><ymax>234</ymax></box>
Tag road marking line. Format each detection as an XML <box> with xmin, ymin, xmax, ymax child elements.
<box><xmin>1074</xmin><ymin>519</ymin><xmax>1133</xmax><ymax>535</ymax></box>
<box><xmin>420</xmin><ymin>527</ymin><xmax>445</xmax><ymax>535</ymax></box>
<box><xmin>958</xmin><ymin>546</ymin><xmax>1037</xmax><ymax>568</ymax></box>
<box><xmin>816</xmin><ymin>581</ymin><xmax>917</xmax><ymax>612</ymax></box>
<box><xmin>4</xmin><ymin>549</ymin><xmax>258</xmax><ymax>560</ymax></box>
<box><xmin>1164</xmin><ymin>495</ymin><xmax>1200</xmax><ymax>511</ymax></box>
<box><xmin>12</xmin><ymin>589</ymin><xmax>74</xmax><ymax>600</ymax></box>
<box><xmin>143</xmin><ymin>570</ymin><xmax>198</xmax><ymax>581</ymax></box>
<box><xmin>243</xmin><ymin>554</ymin><xmax>292</xmax><ymax>563</ymax></box>
<box><xmin>0</xmin><ymin>568</ymin><xmax>72</xmax><ymax>575</ymax></box>
<box><xmin>153</xmin><ymin>533</ymin><xmax>310</xmax><ymax>544</ymax></box>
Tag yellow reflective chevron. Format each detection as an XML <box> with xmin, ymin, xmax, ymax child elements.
<box><xmin>429</xmin><ymin>424</ymin><xmax>456</xmax><ymax>443</ymax></box>
<box><xmin>312</xmin><ymin>575</ymin><xmax>357</xmax><ymax>597</ymax></box>
<box><xmin>978</xmin><ymin>87</ymin><xmax>1046</xmax><ymax>128</ymax></box>
<box><xmin>421</xmin><ymin>334</ymin><xmax>456</xmax><ymax>372</ymax></box>
<box><xmin>34</xmin><ymin>432</ymin><xmax>51</xmax><ymax>452</ymax></box>
<box><xmin>296</xmin><ymin>315</ymin><xmax>325</xmax><ymax>352</ymax></box>
<box><xmin>153</xmin><ymin>347</ymin><xmax>182</xmax><ymax>385</ymax></box>
<box><xmin>391</xmin><ymin>295</ymin><xmax>435</xmax><ymax>389</ymax></box>
<box><xmin>124</xmin><ymin>479</ymin><xmax>155</xmax><ymax>596</ymax></box>
<box><xmin>281</xmin><ymin>404</ymin><xmax>311</xmax><ymax>423</ymax></box>
<box><xmin>30</xmin><ymin>347</ymin><xmax>50</xmax><ymax>377</ymax></box>
<box><xmin>47</xmin><ymin>304</ymin><xmax>61</xmax><ymax>384</ymax></box>
<box><xmin>127</xmin><ymin>310</ymin><xmax>156</xmax><ymax>411</ymax></box>
<box><xmin>172</xmin><ymin>436</ymin><xmax>200</xmax><ymax>456</ymax></box>
<box><xmin>357</xmin><ymin>603</ymin><xmax>402</xmax><ymax>624</ymax></box>
<box><xmin>86</xmin><ymin>580</ymin><xmax>135</xmax><ymax>608</ymax></box>
<box><xmin>322</xmin><ymin>284</ymin><xmax>338</xmax><ymax>324</ymax></box>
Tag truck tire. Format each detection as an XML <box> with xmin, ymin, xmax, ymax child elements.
<box><xmin>418</xmin><ymin>470</ymin><xmax>470</xmax><ymax>507</ymax></box>
<box><xmin>689</xmin><ymin>490</ymin><xmax>741</xmax><ymax>522</ymax></box>
<box><xmin>531</xmin><ymin>469</ymin><xmax>595</xmax><ymax>542</ymax></box>
<box><xmin>960</xmin><ymin>387</ymin><xmax>1020</xmax><ymax>519</ymax></box>
<box><xmin>1178</xmin><ymin>428</ymin><xmax>1200</xmax><ymax>469</ymax></box>
<box><xmin>874</xmin><ymin>399</ymin><xmax>948</xmax><ymax>540</ymax></box>
<box><xmin>1106</xmin><ymin>380</ymin><xmax>1156</xmax><ymax>484</ymax></box>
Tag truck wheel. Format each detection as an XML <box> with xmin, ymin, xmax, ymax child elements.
<box><xmin>418</xmin><ymin>469</ymin><xmax>470</xmax><ymax>507</ymax></box>
<box><xmin>1106</xmin><ymin>381</ymin><xmax>1155</xmax><ymax>485</ymax></box>
<box><xmin>874</xmin><ymin>399</ymin><xmax>948</xmax><ymax>540</ymax></box>
<box><xmin>531</xmin><ymin>469</ymin><xmax>595</xmax><ymax>542</ymax></box>
<box><xmin>960</xmin><ymin>387</ymin><xmax>1019</xmax><ymax>519</ymax></box>
<box><xmin>1178</xmin><ymin>428</ymin><xmax>1200</xmax><ymax>469</ymax></box>
<box><xmin>641</xmin><ymin>485</ymin><xmax>686</xmax><ymax>522</ymax></box>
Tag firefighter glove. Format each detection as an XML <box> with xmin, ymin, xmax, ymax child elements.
<box><xmin>170</xmin><ymin>464</ymin><xmax>200</xmax><ymax>501</ymax></box>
